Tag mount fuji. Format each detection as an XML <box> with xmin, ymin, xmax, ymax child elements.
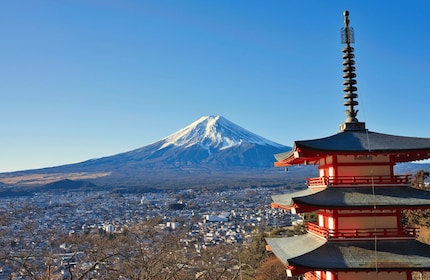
<box><xmin>0</xmin><ymin>115</ymin><xmax>295</xmax><ymax>188</ymax></box>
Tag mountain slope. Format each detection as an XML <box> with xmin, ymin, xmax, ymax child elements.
<box><xmin>64</xmin><ymin>115</ymin><xmax>288</xmax><ymax>170</ymax></box>
<box><xmin>0</xmin><ymin>116</ymin><xmax>293</xmax><ymax>187</ymax></box>
<box><xmin>160</xmin><ymin>115</ymin><xmax>284</xmax><ymax>150</ymax></box>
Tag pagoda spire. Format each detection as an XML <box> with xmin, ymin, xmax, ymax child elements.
<box><xmin>339</xmin><ymin>10</ymin><xmax>366</xmax><ymax>131</ymax></box>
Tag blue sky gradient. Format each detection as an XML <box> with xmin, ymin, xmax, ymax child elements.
<box><xmin>2</xmin><ymin>1</ymin><xmax>430</xmax><ymax>172</ymax></box>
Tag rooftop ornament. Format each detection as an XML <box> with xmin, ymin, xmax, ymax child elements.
<box><xmin>339</xmin><ymin>10</ymin><xmax>366</xmax><ymax>132</ymax></box>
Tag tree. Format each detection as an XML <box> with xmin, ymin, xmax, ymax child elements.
<box><xmin>194</xmin><ymin>244</ymin><xmax>242</xmax><ymax>280</ymax></box>
<box><xmin>411</xmin><ymin>169</ymin><xmax>430</xmax><ymax>190</ymax></box>
<box><xmin>112</xmin><ymin>223</ymin><xmax>193</xmax><ymax>280</ymax></box>
<box><xmin>255</xmin><ymin>255</ymin><xmax>288</xmax><ymax>280</ymax></box>
<box><xmin>404</xmin><ymin>170</ymin><xmax>430</xmax><ymax>227</ymax></box>
<box><xmin>0</xmin><ymin>202</ymin><xmax>64</xmax><ymax>280</ymax></box>
<box><xmin>0</xmin><ymin>201</ymin><xmax>290</xmax><ymax>279</ymax></box>
<box><xmin>237</xmin><ymin>231</ymin><xmax>269</xmax><ymax>279</ymax></box>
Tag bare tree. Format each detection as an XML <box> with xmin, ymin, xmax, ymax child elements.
<box><xmin>411</xmin><ymin>169</ymin><xmax>430</xmax><ymax>190</ymax></box>
<box><xmin>255</xmin><ymin>255</ymin><xmax>288</xmax><ymax>280</ymax></box>
<box><xmin>193</xmin><ymin>244</ymin><xmax>242</xmax><ymax>280</ymax></box>
<box><xmin>0</xmin><ymin>202</ymin><xmax>62</xmax><ymax>280</ymax></box>
<box><xmin>0</xmin><ymin>201</ymin><xmax>274</xmax><ymax>280</ymax></box>
<box><xmin>113</xmin><ymin>224</ymin><xmax>192</xmax><ymax>280</ymax></box>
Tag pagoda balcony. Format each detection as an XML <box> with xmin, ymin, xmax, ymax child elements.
<box><xmin>307</xmin><ymin>175</ymin><xmax>411</xmax><ymax>187</ymax></box>
<box><xmin>306</xmin><ymin>222</ymin><xmax>419</xmax><ymax>239</ymax></box>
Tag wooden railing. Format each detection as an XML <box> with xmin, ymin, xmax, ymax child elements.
<box><xmin>306</xmin><ymin>222</ymin><xmax>419</xmax><ymax>239</ymax></box>
<box><xmin>307</xmin><ymin>175</ymin><xmax>411</xmax><ymax>187</ymax></box>
<box><xmin>303</xmin><ymin>271</ymin><xmax>321</xmax><ymax>280</ymax></box>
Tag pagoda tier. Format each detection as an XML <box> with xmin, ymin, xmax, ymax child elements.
<box><xmin>272</xmin><ymin>186</ymin><xmax>429</xmax><ymax>240</ymax></box>
<box><xmin>266</xmin><ymin>237</ymin><xmax>430</xmax><ymax>276</ymax></box>
<box><xmin>275</xmin><ymin>130</ymin><xmax>430</xmax><ymax>167</ymax></box>
<box><xmin>271</xmin><ymin>186</ymin><xmax>430</xmax><ymax>211</ymax></box>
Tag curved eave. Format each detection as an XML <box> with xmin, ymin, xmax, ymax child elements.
<box><xmin>274</xmin><ymin>146</ymin><xmax>321</xmax><ymax>167</ymax></box>
<box><xmin>274</xmin><ymin>131</ymin><xmax>430</xmax><ymax>166</ymax></box>
<box><xmin>266</xmin><ymin>234</ymin><xmax>326</xmax><ymax>265</ymax></box>
<box><xmin>272</xmin><ymin>186</ymin><xmax>430</xmax><ymax>210</ymax></box>
<box><xmin>275</xmin><ymin>147</ymin><xmax>430</xmax><ymax>167</ymax></box>
<box><xmin>289</xmin><ymin>239</ymin><xmax>430</xmax><ymax>271</ymax></box>
<box><xmin>267</xmin><ymin>235</ymin><xmax>430</xmax><ymax>274</ymax></box>
<box><xmin>271</xmin><ymin>187</ymin><xmax>327</xmax><ymax>209</ymax></box>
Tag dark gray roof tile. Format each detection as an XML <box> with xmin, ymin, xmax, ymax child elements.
<box><xmin>267</xmin><ymin>235</ymin><xmax>430</xmax><ymax>269</ymax></box>
<box><xmin>273</xmin><ymin>187</ymin><xmax>430</xmax><ymax>208</ymax></box>
<box><xmin>296</xmin><ymin>130</ymin><xmax>430</xmax><ymax>152</ymax></box>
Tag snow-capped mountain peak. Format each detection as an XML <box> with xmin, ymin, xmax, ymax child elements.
<box><xmin>159</xmin><ymin>115</ymin><xmax>284</xmax><ymax>150</ymax></box>
<box><xmin>0</xmin><ymin>115</ymin><xmax>292</xmax><ymax>186</ymax></box>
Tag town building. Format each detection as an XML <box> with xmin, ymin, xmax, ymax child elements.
<box><xmin>266</xmin><ymin>11</ymin><xmax>430</xmax><ymax>280</ymax></box>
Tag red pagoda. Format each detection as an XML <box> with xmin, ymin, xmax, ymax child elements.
<box><xmin>266</xmin><ymin>11</ymin><xmax>430</xmax><ymax>280</ymax></box>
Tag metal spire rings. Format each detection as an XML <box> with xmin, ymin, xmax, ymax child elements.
<box><xmin>338</xmin><ymin>10</ymin><xmax>366</xmax><ymax>132</ymax></box>
<box><xmin>342</xmin><ymin>10</ymin><xmax>359</xmax><ymax>123</ymax></box>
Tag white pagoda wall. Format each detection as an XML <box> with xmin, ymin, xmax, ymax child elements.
<box><xmin>304</xmin><ymin>271</ymin><xmax>407</xmax><ymax>280</ymax></box>
<box><xmin>317</xmin><ymin>210</ymin><xmax>399</xmax><ymax>233</ymax></box>
<box><xmin>336</xmin><ymin>209</ymin><xmax>398</xmax><ymax>230</ymax></box>
<box><xmin>337</xmin><ymin>271</ymin><xmax>407</xmax><ymax>280</ymax></box>
<box><xmin>338</xmin><ymin>216</ymin><xmax>397</xmax><ymax>230</ymax></box>
<box><xmin>335</xmin><ymin>155</ymin><xmax>392</xmax><ymax>177</ymax></box>
<box><xmin>336</xmin><ymin>155</ymin><xmax>390</xmax><ymax>164</ymax></box>
<box><xmin>336</xmin><ymin>165</ymin><xmax>391</xmax><ymax>177</ymax></box>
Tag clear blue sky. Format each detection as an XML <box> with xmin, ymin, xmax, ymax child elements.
<box><xmin>1</xmin><ymin>1</ymin><xmax>430</xmax><ymax>172</ymax></box>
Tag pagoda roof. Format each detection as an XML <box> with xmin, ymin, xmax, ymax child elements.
<box><xmin>275</xmin><ymin>130</ymin><xmax>430</xmax><ymax>166</ymax></box>
<box><xmin>266</xmin><ymin>235</ymin><xmax>430</xmax><ymax>271</ymax></box>
<box><xmin>266</xmin><ymin>234</ymin><xmax>326</xmax><ymax>264</ymax></box>
<box><xmin>272</xmin><ymin>186</ymin><xmax>430</xmax><ymax>210</ymax></box>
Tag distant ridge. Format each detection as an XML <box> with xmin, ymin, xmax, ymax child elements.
<box><xmin>0</xmin><ymin>115</ymin><xmax>294</xmax><ymax>188</ymax></box>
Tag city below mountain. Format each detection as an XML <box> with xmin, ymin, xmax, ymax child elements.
<box><xmin>0</xmin><ymin>115</ymin><xmax>313</xmax><ymax>190</ymax></box>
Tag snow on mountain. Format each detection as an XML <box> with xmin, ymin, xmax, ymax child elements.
<box><xmin>121</xmin><ymin>115</ymin><xmax>290</xmax><ymax>169</ymax></box>
<box><xmin>0</xmin><ymin>115</ymin><xmax>292</xmax><ymax>187</ymax></box>
<box><xmin>159</xmin><ymin>115</ymin><xmax>285</xmax><ymax>151</ymax></box>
